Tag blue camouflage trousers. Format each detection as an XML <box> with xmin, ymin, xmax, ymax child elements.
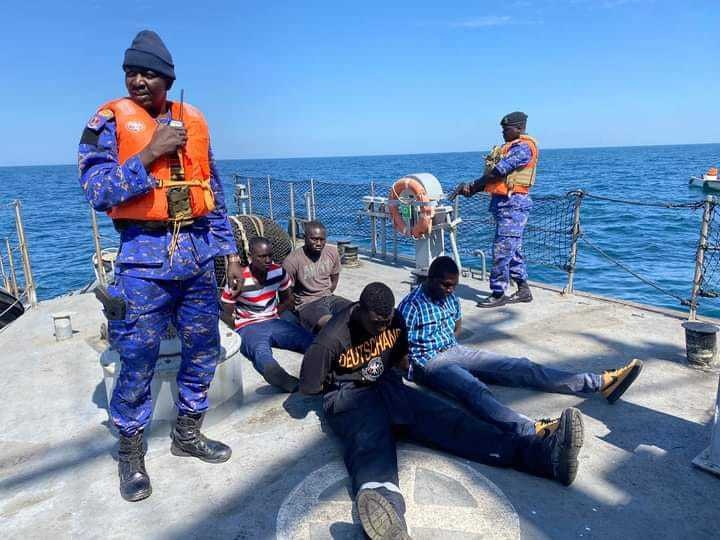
<box><xmin>108</xmin><ymin>268</ymin><xmax>220</xmax><ymax>436</ymax></box>
<box><xmin>489</xmin><ymin>194</ymin><xmax>532</xmax><ymax>295</ymax></box>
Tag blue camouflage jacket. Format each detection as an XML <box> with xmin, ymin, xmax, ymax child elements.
<box><xmin>494</xmin><ymin>141</ymin><xmax>532</xmax><ymax>177</ymax></box>
<box><xmin>78</xmin><ymin>107</ymin><xmax>237</xmax><ymax>280</ymax></box>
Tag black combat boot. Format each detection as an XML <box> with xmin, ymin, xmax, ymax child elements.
<box><xmin>118</xmin><ymin>431</ymin><xmax>152</xmax><ymax>502</ymax></box>
<box><xmin>476</xmin><ymin>293</ymin><xmax>509</xmax><ymax>308</ymax></box>
<box><xmin>508</xmin><ymin>280</ymin><xmax>533</xmax><ymax>304</ymax></box>
<box><xmin>170</xmin><ymin>413</ymin><xmax>232</xmax><ymax>463</ymax></box>
<box><xmin>356</xmin><ymin>486</ymin><xmax>411</xmax><ymax>540</ymax></box>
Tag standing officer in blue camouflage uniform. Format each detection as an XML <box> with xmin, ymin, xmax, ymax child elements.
<box><xmin>451</xmin><ymin>111</ymin><xmax>539</xmax><ymax>308</ymax></box>
<box><xmin>78</xmin><ymin>30</ymin><xmax>244</xmax><ymax>502</ymax></box>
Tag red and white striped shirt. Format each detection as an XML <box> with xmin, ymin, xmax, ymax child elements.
<box><xmin>221</xmin><ymin>263</ymin><xmax>292</xmax><ymax>330</ymax></box>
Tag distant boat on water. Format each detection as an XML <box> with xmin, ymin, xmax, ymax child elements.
<box><xmin>689</xmin><ymin>166</ymin><xmax>720</xmax><ymax>191</ymax></box>
<box><xmin>0</xmin><ymin>287</ymin><xmax>24</xmax><ymax>329</ymax></box>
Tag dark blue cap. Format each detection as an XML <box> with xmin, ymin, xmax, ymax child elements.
<box><xmin>122</xmin><ymin>30</ymin><xmax>175</xmax><ymax>80</ymax></box>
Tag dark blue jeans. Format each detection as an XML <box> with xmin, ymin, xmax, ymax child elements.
<box><xmin>413</xmin><ymin>345</ymin><xmax>602</xmax><ymax>436</ymax></box>
<box><xmin>324</xmin><ymin>374</ymin><xmax>552</xmax><ymax>496</ymax></box>
<box><xmin>237</xmin><ymin>318</ymin><xmax>314</xmax><ymax>377</ymax></box>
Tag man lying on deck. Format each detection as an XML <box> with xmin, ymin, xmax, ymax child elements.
<box><xmin>221</xmin><ymin>236</ymin><xmax>313</xmax><ymax>392</ymax></box>
<box><xmin>299</xmin><ymin>282</ymin><xmax>584</xmax><ymax>540</ymax></box>
<box><xmin>398</xmin><ymin>256</ymin><xmax>643</xmax><ymax>438</ymax></box>
<box><xmin>283</xmin><ymin>220</ymin><xmax>352</xmax><ymax>333</ymax></box>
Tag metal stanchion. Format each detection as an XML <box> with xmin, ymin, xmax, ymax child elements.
<box><xmin>381</xmin><ymin>215</ymin><xmax>387</xmax><ymax>259</ymax></box>
<box><xmin>5</xmin><ymin>238</ymin><xmax>19</xmax><ymax>299</ymax></box>
<box><xmin>289</xmin><ymin>183</ymin><xmax>297</xmax><ymax>245</ymax></box>
<box><xmin>370</xmin><ymin>181</ymin><xmax>377</xmax><ymax>257</ymax></box>
<box><xmin>247</xmin><ymin>176</ymin><xmax>254</xmax><ymax>215</ymax></box>
<box><xmin>14</xmin><ymin>201</ymin><xmax>36</xmax><ymax>307</ymax></box>
<box><xmin>689</xmin><ymin>195</ymin><xmax>715</xmax><ymax>321</ymax></box>
<box><xmin>90</xmin><ymin>208</ymin><xmax>106</xmax><ymax>287</ymax></box>
<box><xmin>267</xmin><ymin>175</ymin><xmax>274</xmax><ymax>220</ymax></box>
<box><xmin>309</xmin><ymin>178</ymin><xmax>317</xmax><ymax>220</ymax></box>
<box><xmin>0</xmin><ymin>247</ymin><xmax>8</xmax><ymax>291</ymax></box>
<box><xmin>563</xmin><ymin>190</ymin><xmax>584</xmax><ymax>295</ymax></box>
<box><xmin>393</xmin><ymin>230</ymin><xmax>398</xmax><ymax>263</ymax></box>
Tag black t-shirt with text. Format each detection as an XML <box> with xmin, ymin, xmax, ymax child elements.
<box><xmin>299</xmin><ymin>303</ymin><xmax>408</xmax><ymax>395</ymax></box>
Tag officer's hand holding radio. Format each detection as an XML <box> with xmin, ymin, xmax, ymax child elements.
<box><xmin>138</xmin><ymin>123</ymin><xmax>188</xmax><ymax>169</ymax></box>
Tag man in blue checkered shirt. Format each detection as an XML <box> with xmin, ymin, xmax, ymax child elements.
<box><xmin>397</xmin><ymin>256</ymin><xmax>643</xmax><ymax>437</ymax></box>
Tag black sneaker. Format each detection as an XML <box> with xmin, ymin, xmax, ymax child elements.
<box><xmin>476</xmin><ymin>294</ymin><xmax>509</xmax><ymax>308</ymax></box>
<box><xmin>548</xmin><ymin>407</ymin><xmax>584</xmax><ymax>486</ymax></box>
<box><xmin>356</xmin><ymin>487</ymin><xmax>411</xmax><ymax>540</ymax></box>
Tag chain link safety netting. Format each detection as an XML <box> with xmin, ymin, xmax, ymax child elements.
<box><xmin>231</xmin><ymin>175</ymin><xmax>577</xmax><ymax>271</ymax></box>
<box><xmin>227</xmin><ymin>176</ymin><xmax>720</xmax><ymax>314</ymax></box>
<box><xmin>457</xmin><ymin>193</ymin><xmax>577</xmax><ymax>271</ymax></box>
<box><xmin>700</xmin><ymin>201</ymin><xmax>720</xmax><ymax>298</ymax></box>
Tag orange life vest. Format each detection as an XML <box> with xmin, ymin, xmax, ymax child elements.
<box><xmin>101</xmin><ymin>97</ymin><xmax>215</xmax><ymax>221</ymax></box>
<box><xmin>484</xmin><ymin>134</ymin><xmax>539</xmax><ymax>196</ymax></box>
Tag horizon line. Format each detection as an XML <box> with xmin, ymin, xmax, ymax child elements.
<box><xmin>2</xmin><ymin>140</ymin><xmax>719</xmax><ymax>168</ymax></box>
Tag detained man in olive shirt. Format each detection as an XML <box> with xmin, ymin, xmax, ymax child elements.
<box><xmin>283</xmin><ymin>221</ymin><xmax>351</xmax><ymax>333</ymax></box>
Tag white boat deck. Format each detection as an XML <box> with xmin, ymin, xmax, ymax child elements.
<box><xmin>1</xmin><ymin>255</ymin><xmax>719</xmax><ymax>539</ymax></box>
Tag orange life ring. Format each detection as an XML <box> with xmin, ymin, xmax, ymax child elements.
<box><xmin>388</xmin><ymin>176</ymin><xmax>434</xmax><ymax>239</ymax></box>
<box><xmin>707</xmin><ymin>167</ymin><xmax>718</xmax><ymax>177</ymax></box>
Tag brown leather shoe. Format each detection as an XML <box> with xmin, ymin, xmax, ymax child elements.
<box><xmin>535</xmin><ymin>417</ymin><xmax>560</xmax><ymax>439</ymax></box>
<box><xmin>601</xmin><ymin>359</ymin><xmax>643</xmax><ymax>404</ymax></box>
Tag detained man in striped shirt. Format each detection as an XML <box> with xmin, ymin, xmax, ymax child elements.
<box><xmin>397</xmin><ymin>256</ymin><xmax>643</xmax><ymax>437</ymax></box>
<box><xmin>221</xmin><ymin>237</ymin><xmax>314</xmax><ymax>392</ymax></box>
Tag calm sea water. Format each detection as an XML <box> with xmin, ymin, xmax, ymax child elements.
<box><xmin>1</xmin><ymin>143</ymin><xmax>719</xmax><ymax>317</ymax></box>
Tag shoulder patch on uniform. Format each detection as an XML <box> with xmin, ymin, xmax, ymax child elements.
<box><xmin>80</xmin><ymin>127</ymin><xmax>100</xmax><ymax>146</ymax></box>
<box><xmin>98</xmin><ymin>109</ymin><xmax>114</xmax><ymax>118</ymax></box>
<box><xmin>86</xmin><ymin>112</ymin><xmax>110</xmax><ymax>132</ymax></box>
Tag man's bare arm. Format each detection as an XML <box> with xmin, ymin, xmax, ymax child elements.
<box><xmin>454</xmin><ymin>318</ymin><xmax>462</xmax><ymax>337</ymax></box>
<box><xmin>220</xmin><ymin>301</ymin><xmax>236</xmax><ymax>329</ymax></box>
<box><xmin>278</xmin><ymin>288</ymin><xmax>293</xmax><ymax>314</ymax></box>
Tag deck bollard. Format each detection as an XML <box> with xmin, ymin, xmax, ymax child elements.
<box><xmin>692</xmin><ymin>374</ymin><xmax>720</xmax><ymax>477</ymax></box>
<box><xmin>336</xmin><ymin>239</ymin><xmax>351</xmax><ymax>258</ymax></box>
<box><xmin>681</xmin><ymin>321</ymin><xmax>719</xmax><ymax>369</ymax></box>
<box><xmin>52</xmin><ymin>312</ymin><xmax>73</xmax><ymax>341</ymax></box>
<box><xmin>341</xmin><ymin>245</ymin><xmax>360</xmax><ymax>267</ymax></box>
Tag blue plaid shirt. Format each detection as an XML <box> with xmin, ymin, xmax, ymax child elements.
<box><xmin>397</xmin><ymin>285</ymin><xmax>461</xmax><ymax>371</ymax></box>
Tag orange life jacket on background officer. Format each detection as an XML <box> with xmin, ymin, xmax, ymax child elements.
<box><xmin>450</xmin><ymin>111</ymin><xmax>539</xmax><ymax>308</ymax></box>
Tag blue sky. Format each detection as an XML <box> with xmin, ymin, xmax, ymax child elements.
<box><xmin>1</xmin><ymin>0</ymin><xmax>718</xmax><ymax>165</ymax></box>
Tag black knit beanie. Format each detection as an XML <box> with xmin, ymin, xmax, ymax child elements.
<box><xmin>500</xmin><ymin>111</ymin><xmax>528</xmax><ymax>129</ymax></box>
<box><xmin>122</xmin><ymin>30</ymin><xmax>176</xmax><ymax>80</ymax></box>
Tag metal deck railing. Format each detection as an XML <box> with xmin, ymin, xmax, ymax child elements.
<box><xmin>230</xmin><ymin>174</ymin><xmax>720</xmax><ymax>320</ymax></box>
